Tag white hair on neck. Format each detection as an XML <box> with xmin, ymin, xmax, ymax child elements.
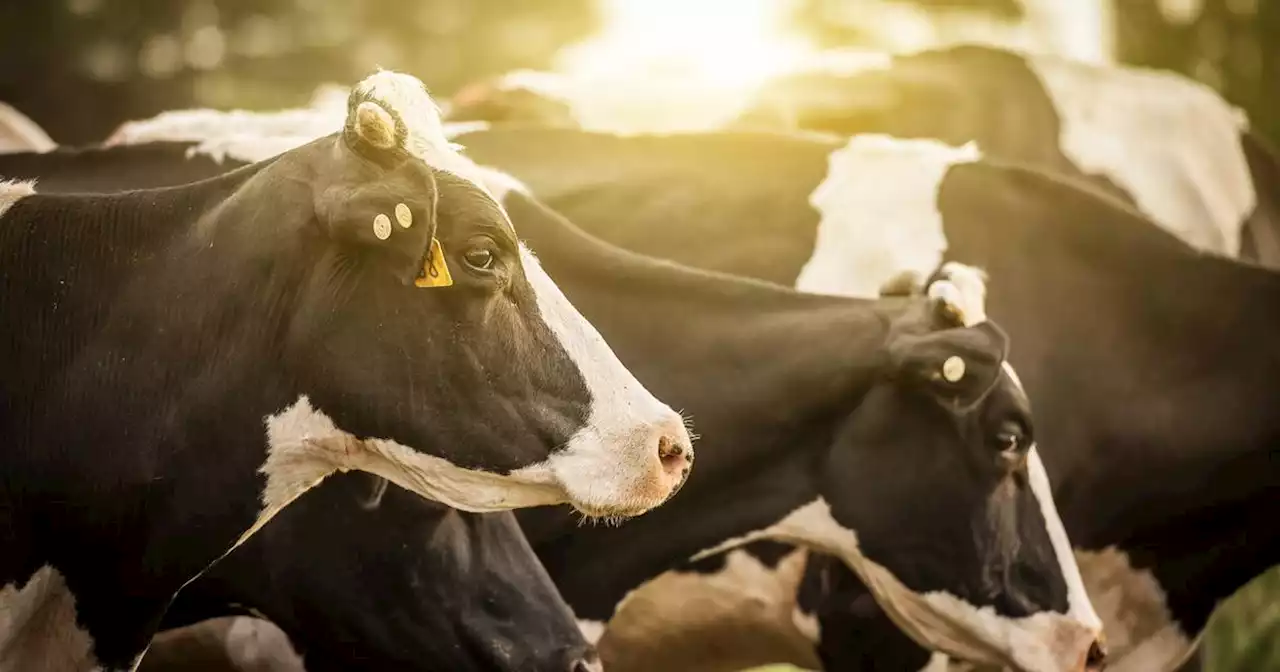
<box><xmin>926</xmin><ymin>261</ymin><xmax>989</xmax><ymax>327</ymax></box>
<box><xmin>0</xmin><ymin>179</ymin><xmax>36</xmax><ymax>217</ymax></box>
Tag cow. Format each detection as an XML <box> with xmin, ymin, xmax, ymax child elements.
<box><xmin>0</xmin><ymin>72</ymin><xmax>695</xmax><ymax>672</ymax></box>
<box><xmin>0</xmin><ymin>101</ymin><xmax>55</xmax><ymax>154</ymax></box>
<box><xmin>0</xmin><ymin>138</ymin><xmax>1106</xmax><ymax>672</ymax></box>
<box><xmin>138</xmin><ymin>474</ymin><xmax>601</xmax><ymax>672</ymax></box>
<box><xmin>448</xmin><ymin>126</ymin><xmax>1280</xmax><ymax>672</ymax></box>
<box><xmin>731</xmin><ymin>43</ymin><xmax>1280</xmax><ymax>269</ymax></box>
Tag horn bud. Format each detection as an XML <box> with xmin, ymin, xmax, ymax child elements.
<box><xmin>353</xmin><ymin>101</ymin><xmax>397</xmax><ymax>150</ymax></box>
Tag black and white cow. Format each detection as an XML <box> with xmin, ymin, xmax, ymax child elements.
<box><xmin>452</xmin><ymin>126</ymin><xmax>1280</xmax><ymax>672</ymax></box>
<box><xmin>732</xmin><ymin>43</ymin><xmax>1280</xmax><ymax>269</ymax></box>
<box><xmin>0</xmin><ymin>73</ymin><xmax>695</xmax><ymax>671</ymax></box>
<box><xmin>141</xmin><ymin>474</ymin><xmax>601</xmax><ymax>672</ymax></box>
<box><xmin>0</xmin><ymin>137</ymin><xmax>1106</xmax><ymax>672</ymax></box>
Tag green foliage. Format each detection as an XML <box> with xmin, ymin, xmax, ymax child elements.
<box><xmin>1203</xmin><ymin>564</ymin><xmax>1280</xmax><ymax>672</ymax></box>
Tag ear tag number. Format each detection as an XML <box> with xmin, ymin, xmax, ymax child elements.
<box><xmin>942</xmin><ymin>355</ymin><xmax>966</xmax><ymax>383</ymax></box>
<box><xmin>372</xmin><ymin>214</ymin><xmax>392</xmax><ymax>241</ymax></box>
<box><xmin>414</xmin><ymin>238</ymin><xmax>454</xmax><ymax>288</ymax></box>
<box><xmin>395</xmin><ymin>203</ymin><xmax>413</xmax><ymax>228</ymax></box>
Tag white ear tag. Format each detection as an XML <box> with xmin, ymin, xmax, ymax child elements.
<box><xmin>942</xmin><ymin>356</ymin><xmax>966</xmax><ymax>383</ymax></box>
<box><xmin>373</xmin><ymin>213</ymin><xmax>392</xmax><ymax>240</ymax></box>
<box><xmin>395</xmin><ymin>203</ymin><xmax>413</xmax><ymax>228</ymax></box>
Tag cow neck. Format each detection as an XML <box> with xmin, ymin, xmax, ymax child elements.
<box><xmin>504</xmin><ymin>192</ymin><xmax>894</xmax><ymax>619</ymax></box>
<box><xmin>945</xmin><ymin>162</ymin><xmax>1280</xmax><ymax>630</ymax></box>
<box><xmin>2</xmin><ymin>159</ymin><xmax>293</xmax><ymax>583</ymax></box>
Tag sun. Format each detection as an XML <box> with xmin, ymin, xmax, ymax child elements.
<box><xmin>551</xmin><ymin>0</ymin><xmax>825</xmax><ymax>132</ymax></box>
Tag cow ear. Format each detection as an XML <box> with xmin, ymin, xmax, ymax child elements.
<box><xmin>315</xmin><ymin>170</ymin><xmax>450</xmax><ymax>287</ymax></box>
<box><xmin>888</xmin><ymin>321</ymin><xmax>1009</xmax><ymax>412</ymax></box>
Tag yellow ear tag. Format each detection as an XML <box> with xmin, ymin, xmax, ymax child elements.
<box><xmin>414</xmin><ymin>238</ymin><xmax>453</xmax><ymax>288</ymax></box>
<box><xmin>942</xmin><ymin>355</ymin><xmax>966</xmax><ymax>383</ymax></box>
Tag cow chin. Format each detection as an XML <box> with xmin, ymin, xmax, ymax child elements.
<box><xmin>858</xmin><ymin>557</ymin><xmax>1100</xmax><ymax>672</ymax></box>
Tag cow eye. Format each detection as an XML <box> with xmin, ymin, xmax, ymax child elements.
<box><xmin>463</xmin><ymin>246</ymin><xmax>496</xmax><ymax>271</ymax></box>
<box><xmin>994</xmin><ymin>421</ymin><xmax>1024</xmax><ymax>454</ymax></box>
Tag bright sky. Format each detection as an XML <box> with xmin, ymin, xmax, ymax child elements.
<box><xmin>553</xmin><ymin>0</ymin><xmax>826</xmax><ymax>132</ymax></box>
<box><xmin>547</xmin><ymin>0</ymin><xmax>1111</xmax><ymax>133</ymax></box>
<box><xmin>557</xmin><ymin>0</ymin><xmax>816</xmax><ymax>87</ymax></box>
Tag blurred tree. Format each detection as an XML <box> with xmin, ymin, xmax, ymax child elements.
<box><xmin>0</xmin><ymin>0</ymin><xmax>599</xmax><ymax>144</ymax></box>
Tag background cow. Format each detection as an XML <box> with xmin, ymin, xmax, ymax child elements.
<box><xmin>452</xmin><ymin>126</ymin><xmax>1280</xmax><ymax>672</ymax></box>
<box><xmin>731</xmin><ymin>44</ymin><xmax>1280</xmax><ymax>269</ymax></box>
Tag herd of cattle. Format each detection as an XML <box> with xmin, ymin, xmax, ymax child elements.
<box><xmin>0</xmin><ymin>41</ymin><xmax>1275</xmax><ymax>672</ymax></box>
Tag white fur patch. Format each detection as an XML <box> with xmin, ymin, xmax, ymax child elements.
<box><xmin>517</xmin><ymin>246</ymin><xmax>693</xmax><ymax>518</ymax></box>
<box><xmin>798</xmin><ymin>135</ymin><xmax>981</xmax><ymax>298</ymax></box>
<box><xmin>0</xmin><ymin>179</ymin><xmax>35</xmax><ymax>218</ymax></box>
<box><xmin>577</xmin><ymin>619</ymin><xmax>607</xmax><ymax>646</ymax></box>
<box><xmin>223</xmin><ymin>617</ymin><xmax>305</xmax><ymax>672</ymax></box>
<box><xmin>1027</xmin><ymin>53</ymin><xmax>1255</xmax><ymax>256</ymax></box>
<box><xmin>442</xmin><ymin>120</ymin><xmax>492</xmax><ymax>139</ymax></box>
<box><xmin>0</xmin><ymin>102</ymin><xmax>55</xmax><ymax>154</ymax></box>
<box><xmin>688</xmin><ymin>498</ymin><xmax>1098</xmax><ymax>672</ymax></box>
<box><xmin>598</xmin><ymin>547</ymin><xmax>822</xmax><ymax>672</ymax></box>
<box><xmin>470</xmin><ymin>164</ymin><xmax>530</xmax><ymax>203</ymax></box>
<box><xmin>103</xmin><ymin>84</ymin><xmax>348</xmax><ymax>163</ymax></box>
<box><xmin>927</xmin><ymin>262</ymin><xmax>989</xmax><ymax>327</ymax></box>
<box><xmin>1074</xmin><ymin>547</ymin><xmax>1190</xmax><ymax>672</ymax></box>
<box><xmin>0</xmin><ymin>566</ymin><xmax>98</xmax><ymax>671</ymax></box>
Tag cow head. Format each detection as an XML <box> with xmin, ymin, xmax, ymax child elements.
<box><xmin>175</xmin><ymin>474</ymin><xmax>601</xmax><ymax>672</ymax></box>
<box><xmin>775</xmin><ymin>265</ymin><xmax>1104</xmax><ymax>672</ymax></box>
<box><xmin>196</xmin><ymin>71</ymin><xmax>691</xmax><ymax>521</ymax></box>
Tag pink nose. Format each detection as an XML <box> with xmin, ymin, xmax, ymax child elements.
<box><xmin>657</xmin><ymin>433</ymin><xmax>693</xmax><ymax>480</ymax></box>
<box><xmin>1083</xmin><ymin>636</ymin><xmax>1108</xmax><ymax>671</ymax></box>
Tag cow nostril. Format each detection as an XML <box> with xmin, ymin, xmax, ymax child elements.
<box><xmin>657</xmin><ymin>435</ymin><xmax>691</xmax><ymax>474</ymax></box>
<box><xmin>570</xmin><ymin>650</ymin><xmax>603</xmax><ymax>672</ymax></box>
<box><xmin>1086</xmin><ymin>638</ymin><xmax>1108</xmax><ymax>670</ymax></box>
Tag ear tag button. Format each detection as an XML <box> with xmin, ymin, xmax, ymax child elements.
<box><xmin>942</xmin><ymin>356</ymin><xmax>966</xmax><ymax>383</ymax></box>
<box><xmin>395</xmin><ymin>203</ymin><xmax>413</xmax><ymax>228</ymax></box>
<box><xmin>373</xmin><ymin>213</ymin><xmax>392</xmax><ymax>240</ymax></box>
<box><xmin>414</xmin><ymin>238</ymin><xmax>454</xmax><ymax>288</ymax></box>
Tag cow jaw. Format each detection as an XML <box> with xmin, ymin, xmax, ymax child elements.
<box><xmin>688</xmin><ymin>498</ymin><xmax>1099</xmax><ymax>672</ymax></box>
<box><xmin>250</xmin><ymin>384</ymin><xmax>688</xmax><ymax>541</ymax></box>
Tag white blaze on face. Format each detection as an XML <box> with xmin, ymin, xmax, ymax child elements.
<box><xmin>0</xmin><ymin>179</ymin><xmax>36</xmax><ymax>218</ymax></box>
<box><xmin>1027</xmin><ymin>53</ymin><xmax>1255</xmax><ymax>256</ymax></box>
<box><xmin>513</xmin><ymin>246</ymin><xmax>693</xmax><ymax>518</ymax></box>
<box><xmin>799</xmin><ymin>135</ymin><xmax>981</xmax><ymax>299</ymax></box>
<box><xmin>999</xmin><ymin>362</ymin><xmax>1102</xmax><ymax>640</ymax></box>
